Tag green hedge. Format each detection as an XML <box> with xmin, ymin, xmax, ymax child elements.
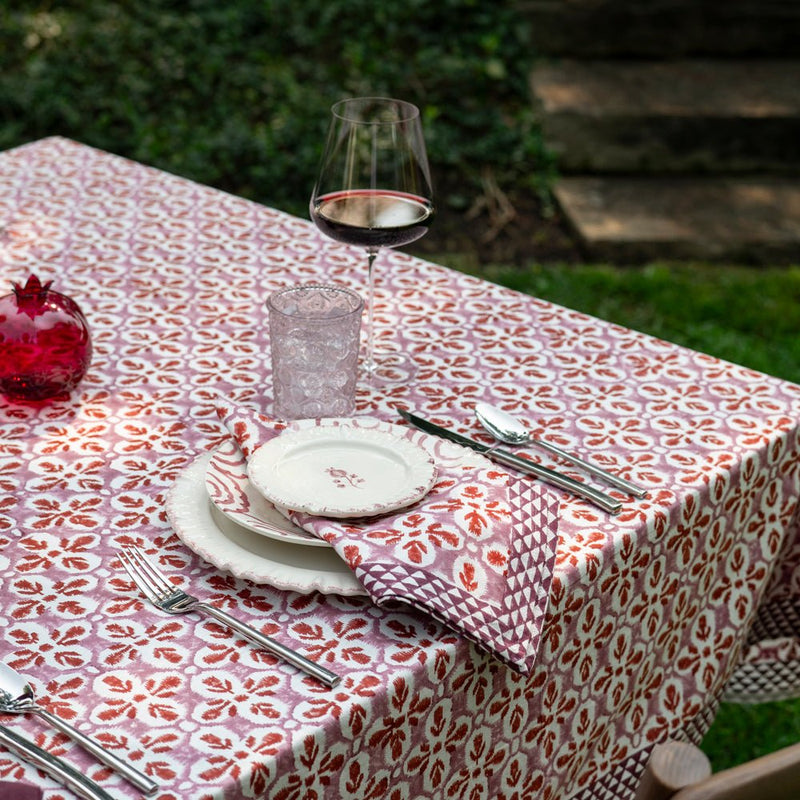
<box><xmin>0</xmin><ymin>2</ymin><xmax>548</xmax><ymax>217</ymax></box>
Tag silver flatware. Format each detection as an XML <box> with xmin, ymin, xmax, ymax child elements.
<box><xmin>398</xmin><ymin>408</ymin><xmax>622</xmax><ymax>515</ymax></box>
<box><xmin>0</xmin><ymin>724</ymin><xmax>115</xmax><ymax>800</ymax></box>
<box><xmin>474</xmin><ymin>402</ymin><xmax>648</xmax><ymax>499</ymax></box>
<box><xmin>0</xmin><ymin>662</ymin><xmax>157</xmax><ymax>795</ymax></box>
<box><xmin>119</xmin><ymin>545</ymin><xmax>341</xmax><ymax>689</ymax></box>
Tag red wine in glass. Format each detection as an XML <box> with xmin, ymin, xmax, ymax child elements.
<box><xmin>311</xmin><ymin>189</ymin><xmax>434</xmax><ymax>250</ymax></box>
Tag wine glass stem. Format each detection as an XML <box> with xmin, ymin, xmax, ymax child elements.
<box><xmin>366</xmin><ymin>247</ymin><xmax>378</xmax><ymax>374</ymax></box>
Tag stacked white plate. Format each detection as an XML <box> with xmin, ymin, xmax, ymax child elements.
<box><xmin>165</xmin><ymin>417</ymin><xmax>441</xmax><ymax>596</ymax></box>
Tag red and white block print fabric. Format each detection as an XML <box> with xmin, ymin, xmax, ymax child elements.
<box><xmin>215</xmin><ymin>400</ymin><xmax>560</xmax><ymax>674</ymax></box>
<box><xmin>0</xmin><ymin>138</ymin><xmax>799</xmax><ymax>800</ymax></box>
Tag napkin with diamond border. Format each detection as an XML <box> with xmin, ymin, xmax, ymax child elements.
<box><xmin>214</xmin><ymin>399</ymin><xmax>560</xmax><ymax>674</ymax></box>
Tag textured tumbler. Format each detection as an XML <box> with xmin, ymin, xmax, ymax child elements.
<box><xmin>268</xmin><ymin>284</ymin><xmax>363</xmax><ymax>420</ymax></box>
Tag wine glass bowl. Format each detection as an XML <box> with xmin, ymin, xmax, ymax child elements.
<box><xmin>310</xmin><ymin>97</ymin><xmax>434</xmax><ymax>381</ymax></box>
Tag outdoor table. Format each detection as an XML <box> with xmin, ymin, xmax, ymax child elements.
<box><xmin>0</xmin><ymin>137</ymin><xmax>798</xmax><ymax>800</ymax></box>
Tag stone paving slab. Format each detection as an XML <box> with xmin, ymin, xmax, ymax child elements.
<box><xmin>554</xmin><ymin>176</ymin><xmax>800</xmax><ymax>263</ymax></box>
<box><xmin>531</xmin><ymin>60</ymin><xmax>800</xmax><ymax>173</ymax></box>
<box><xmin>533</xmin><ymin>59</ymin><xmax>800</xmax><ymax>118</ymax></box>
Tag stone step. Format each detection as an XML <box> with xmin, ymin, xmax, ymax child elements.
<box><xmin>532</xmin><ymin>59</ymin><xmax>800</xmax><ymax>174</ymax></box>
<box><xmin>517</xmin><ymin>0</ymin><xmax>800</xmax><ymax>58</ymax></box>
<box><xmin>554</xmin><ymin>176</ymin><xmax>800</xmax><ymax>263</ymax></box>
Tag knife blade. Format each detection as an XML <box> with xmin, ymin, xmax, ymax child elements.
<box><xmin>0</xmin><ymin>725</ymin><xmax>116</xmax><ymax>800</ymax></box>
<box><xmin>398</xmin><ymin>409</ymin><xmax>622</xmax><ymax>515</ymax></box>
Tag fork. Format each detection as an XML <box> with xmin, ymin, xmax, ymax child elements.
<box><xmin>118</xmin><ymin>545</ymin><xmax>341</xmax><ymax>689</ymax></box>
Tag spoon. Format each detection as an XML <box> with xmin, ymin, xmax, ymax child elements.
<box><xmin>474</xmin><ymin>402</ymin><xmax>648</xmax><ymax>499</ymax></box>
<box><xmin>0</xmin><ymin>661</ymin><xmax>158</xmax><ymax>795</ymax></box>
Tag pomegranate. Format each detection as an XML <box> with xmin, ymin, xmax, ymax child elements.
<box><xmin>0</xmin><ymin>274</ymin><xmax>92</xmax><ymax>401</ymax></box>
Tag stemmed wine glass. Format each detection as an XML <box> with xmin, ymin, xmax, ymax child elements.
<box><xmin>310</xmin><ymin>97</ymin><xmax>434</xmax><ymax>382</ymax></box>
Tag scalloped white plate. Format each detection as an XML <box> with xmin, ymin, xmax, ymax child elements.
<box><xmin>166</xmin><ymin>452</ymin><xmax>365</xmax><ymax>596</ymax></box>
<box><xmin>248</xmin><ymin>425</ymin><xmax>437</xmax><ymax>518</ymax></box>
<box><xmin>205</xmin><ymin>439</ymin><xmax>326</xmax><ymax>548</ymax></box>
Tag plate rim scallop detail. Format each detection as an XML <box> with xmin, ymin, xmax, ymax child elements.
<box><xmin>166</xmin><ymin>452</ymin><xmax>366</xmax><ymax>596</ymax></box>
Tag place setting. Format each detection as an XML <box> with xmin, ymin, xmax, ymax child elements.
<box><xmin>162</xmin><ymin>94</ymin><xmax>627</xmax><ymax>674</ymax></box>
<box><xmin>155</xmin><ymin>260</ymin><xmax>565</xmax><ymax>678</ymax></box>
<box><xmin>200</xmin><ymin>396</ymin><xmax>561</xmax><ymax>676</ymax></box>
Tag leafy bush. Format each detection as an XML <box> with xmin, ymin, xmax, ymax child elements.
<box><xmin>0</xmin><ymin>2</ymin><xmax>547</xmax><ymax>217</ymax></box>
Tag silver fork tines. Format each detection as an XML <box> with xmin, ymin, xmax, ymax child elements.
<box><xmin>119</xmin><ymin>545</ymin><xmax>340</xmax><ymax>688</ymax></box>
<box><xmin>120</xmin><ymin>547</ymin><xmax>175</xmax><ymax>602</ymax></box>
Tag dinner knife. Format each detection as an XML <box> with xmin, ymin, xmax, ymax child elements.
<box><xmin>398</xmin><ymin>409</ymin><xmax>622</xmax><ymax>515</ymax></box>
<box><xmin>0</xmin><ymin>725</ymin><xmax>116</xmax><ymax>800</ymax></box>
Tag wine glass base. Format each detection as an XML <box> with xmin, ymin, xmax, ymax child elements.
<box><xmin>364</xmin><ymin>349</ymin><xmax>418</xmax><ymax>385</ymax></box>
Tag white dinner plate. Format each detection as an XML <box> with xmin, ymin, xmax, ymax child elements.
<box><xmin>204</xmin><ymin>439</ymin><xmax>326</xmax><ymax>548</ymax></box>
<box><xmin>166</xmin><ymin>452</ymin><xmax>366</xmax><ymax>596</ymax></box>
<box><xmin>248</xmin><ymin>424</ymin><xmax>437</xmax><ymax>518</ymax></box>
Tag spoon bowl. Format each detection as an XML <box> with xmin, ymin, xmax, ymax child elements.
<box><xmin>474</xmin><ymin>403</ymin><xmax>533</xmax><ymax>446</ymax></box>
<box><xmin>474</xmin><ymin>402</ymin><xmax>648</xmax><ymax>499</ymax></box>
<box><xmin>0</xmin><ymin>662</ymin><xmax>35</xmax><ymax>709</ymax></box>
<box><xmin>0</xmin><ymin>661</ymin><xmax>158</xmax><ymax>795</ymax></box>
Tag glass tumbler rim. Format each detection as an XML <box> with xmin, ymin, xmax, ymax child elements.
<box><xmin>266</xmin><ymin>283</ymin><xmax>363</xmax><ymax>321</ymax></box>
<box><xmin>330</xmin><ymin>97</ymin><xmax>420</xmax><ymax>125</ymax></box>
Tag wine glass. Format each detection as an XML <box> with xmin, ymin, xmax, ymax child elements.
<box><xmin>310</xmin><ymin>97</ymin><xmax>434</xmax><ymax>382</ymax></box>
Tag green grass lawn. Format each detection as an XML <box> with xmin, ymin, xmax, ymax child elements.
<box><xmin>435</xmin><ymin>256</ymin><xmax>800</xmax><ymax>771</ymax></box>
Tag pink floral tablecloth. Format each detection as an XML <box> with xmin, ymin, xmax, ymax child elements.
<box><xmin>0</xmin><ymin>138</ymin><xmax>798</xmax><ymax>800</ymax></box>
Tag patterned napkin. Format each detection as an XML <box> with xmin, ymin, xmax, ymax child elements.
<box><xmin>214</xmin><ymin>400</ymin><xmax>560</xmax><ymax>675</ymax></box>
<box><xmin>0</xmin><ymin>783</ymin><xmax>42</xmax><ymax>800</ymax></box>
